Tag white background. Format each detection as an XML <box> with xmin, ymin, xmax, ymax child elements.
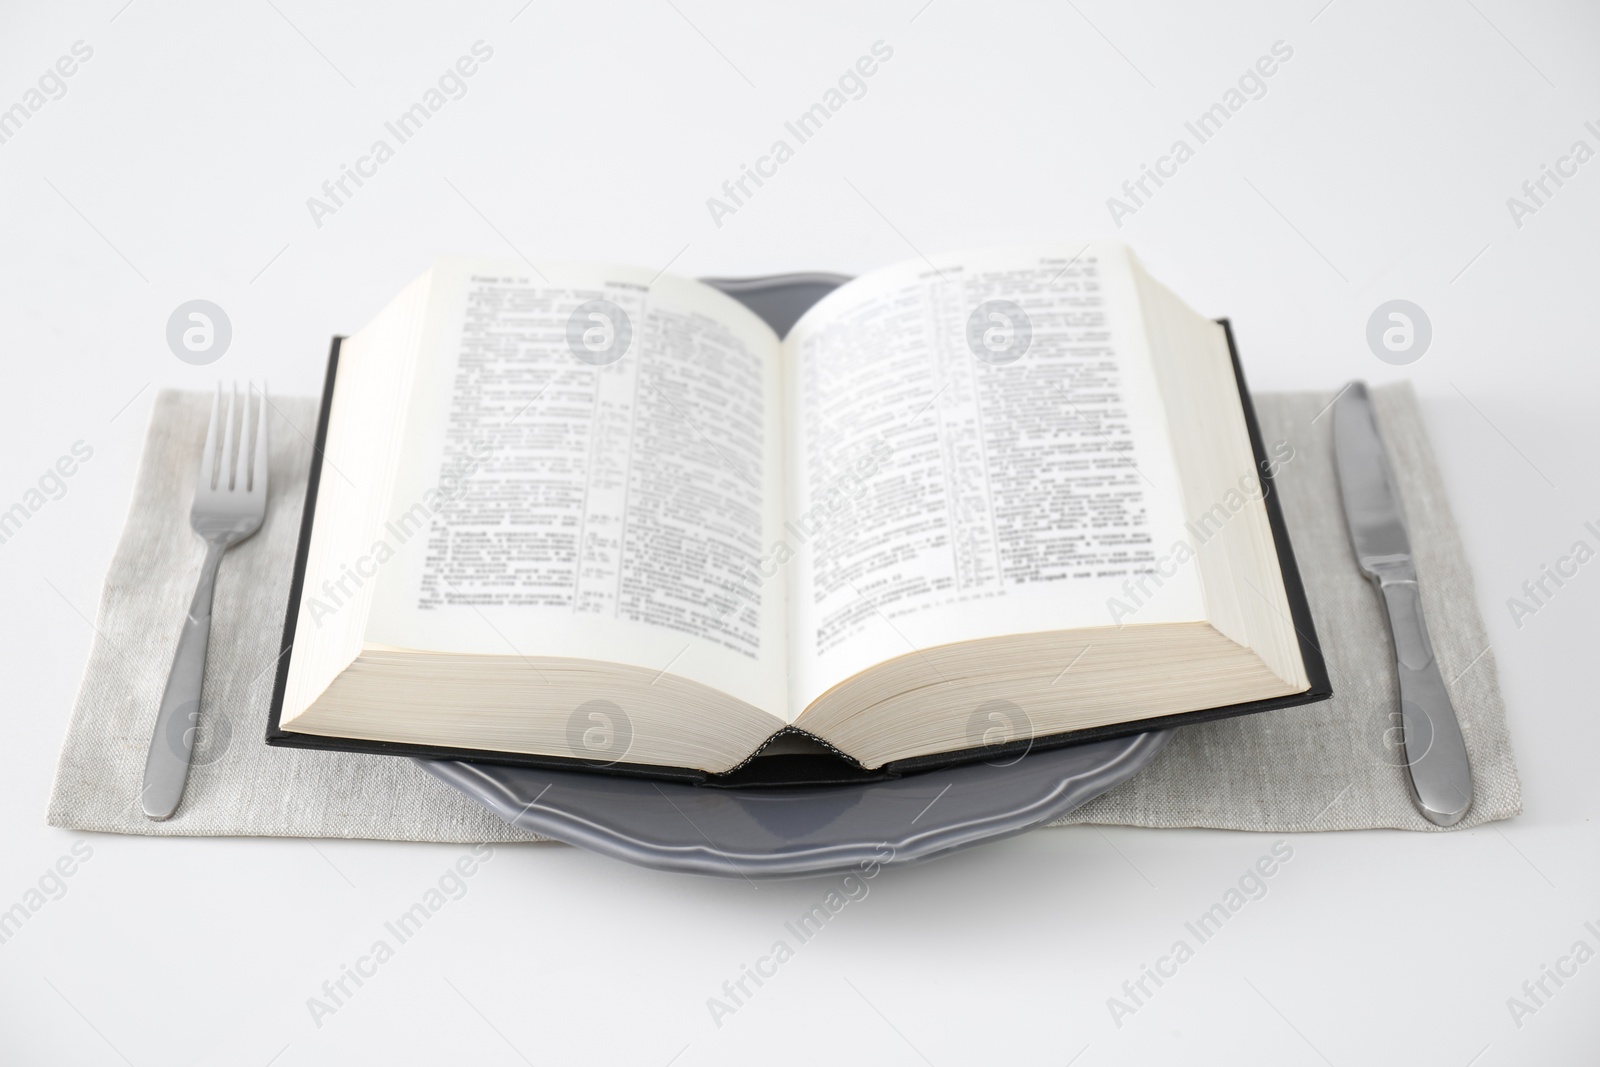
<box><xmin>2</xmin><ymin>1</ymin><xmax>1597</xmax><ymax>1063</ymax></box>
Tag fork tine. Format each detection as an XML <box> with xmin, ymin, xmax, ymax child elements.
<box><xmin>200</xmin><ymin>383</ymin><xmax>221</xmax><ymax>490</ymax></box>
<box><xmin>221</xmin><ymin>382</ymin><xmax>237</xmax><ymax>491</ymax></box>
<box><xmin>251</xmin><ymin>382</ymin><xmax>270</xmax><ymax>493</ymax></box>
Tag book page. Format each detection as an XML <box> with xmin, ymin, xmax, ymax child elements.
<box><xmin>365</xmin><ymin>260</ymin><xmax>789</xmax><ymax>718</ymax></box>
<box><xmin>783</xmin><ymin>244</ymin><xmax>1203</xmax><ymax>712</ymax></box>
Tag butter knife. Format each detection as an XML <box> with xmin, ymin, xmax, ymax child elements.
<box><xmin>1333</xmin><ymin>382</ymin><xmax>1473</xmax><ymax>826</ymax></box>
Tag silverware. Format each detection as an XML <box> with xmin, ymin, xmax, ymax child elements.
<box><xmin>142</xmin><ymin>383</ymin><xmax>269</xmax><ymax>820</ymax></box>
<box><xmin>1333</xmin><ymin>381</ymin><xmax>1473</xmax><ymax>826</ymax></box>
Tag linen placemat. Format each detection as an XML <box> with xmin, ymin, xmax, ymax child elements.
<box><xmin>46</xmin><ymin>384</ymin><xmax>1520</xmax><ymax>840</ymax></box>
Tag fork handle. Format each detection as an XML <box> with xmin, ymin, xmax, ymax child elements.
<box><xmin>143</xmin><ymin>541</ymin><xmax>225</xmax><ymax>820</ymax></box>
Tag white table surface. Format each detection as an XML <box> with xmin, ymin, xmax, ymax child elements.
<box><xmin>3</xmin><ymin>1</ymin><xmax>1597</xmax><ymax>1063</ymax></box>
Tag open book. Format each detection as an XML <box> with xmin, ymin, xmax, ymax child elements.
<box><xmin>268</xmin><ymin>243</ymin><xmax>1328</xmax><ymax>784</ymax></box>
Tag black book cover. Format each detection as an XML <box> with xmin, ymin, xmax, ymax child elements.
<box><xmin>268</xmin><ymin>315</ymin><xmax>1331</xmax><ymax>786</ymax></box>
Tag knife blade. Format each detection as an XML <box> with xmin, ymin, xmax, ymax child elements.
<box><xmin>1334</xmin><ymin>381</ymin><xmax>1473</xmax><ymax>826</ymax></box>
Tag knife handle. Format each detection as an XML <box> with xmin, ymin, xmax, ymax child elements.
<box><xmin>1375</xmin><ymin>575</ymin><xmax>1474</xmax><ymax>826</ymax></box>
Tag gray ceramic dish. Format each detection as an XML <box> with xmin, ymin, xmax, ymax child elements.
<box><xmin>420</xmin><ymin>731</ymin><xmax>1169</xmax><ymax>877</ymax></box>
<box><xmin>417</xmin><ymin>273</ymin><xmax>1172</xmax><ymax>877</ymax></box>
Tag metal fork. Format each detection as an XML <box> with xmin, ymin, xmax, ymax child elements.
<box><xmin>142</xmin><ymin>383</ymin><xmax>270</xmax><ymax>820</ymax></box>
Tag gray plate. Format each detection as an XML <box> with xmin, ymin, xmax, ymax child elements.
<box><xmin>417</xmin><ymin>273</ymin><xmax>1172</xmax><ymax>877</ymax></box>
<box><xmin>421</xmin><ymin>731</ymin><xmax>1169</xmax><ymax>877</ymax></box>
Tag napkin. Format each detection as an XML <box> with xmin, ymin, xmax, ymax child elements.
<box><xmin>47</xmin><ymin>384</ymin><xmax>1521</xmax><ymax>839</ymax></box>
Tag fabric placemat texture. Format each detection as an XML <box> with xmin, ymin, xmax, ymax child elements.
<box><xmin>1057</xmin><ymin>384</ymin><xmax>1520</xmax><ymax>831</ymax></box>
<box><xmin>46</xmin><ymin>384</ymin><xmax>1520</xmax><ymax>840</ymax></box>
